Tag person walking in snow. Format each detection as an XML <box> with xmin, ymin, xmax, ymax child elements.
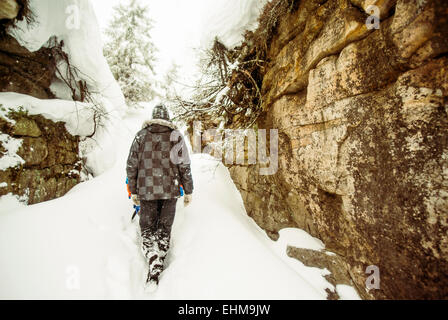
<box><xmin>126</xmin><ymin>104</ymin><xmax>193</xmax><ymax>290</ymax></box>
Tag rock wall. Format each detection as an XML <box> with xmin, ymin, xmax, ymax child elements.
<box><xmin>0</xmin><ymin>110</ymin><xmax>81</xmax><ymax>204</ymax></box>
<box><xmin>228</xmin><ymin>0</ymin><xmax>448</xmax><ymax>299</ymax></box>
<box><xmin>0</xmin><ymin>0</ymin><xmax>20</xmax><ymax>20</ymax></box>
<box><xmin>1</xmin><ymin>0</ymin><xmax>56</xmax><ymax>99</ymax></box>
<box><xmin>0</xmin><ymin>34</ymin><xmax>56</xmax><ymax>99</ymax></box>
<box><xmin>0</xmin><ymin>1</ymin><xmax>82</xmax><ymax>205</ymax></box>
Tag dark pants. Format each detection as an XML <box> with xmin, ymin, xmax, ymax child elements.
<box><xmin>139</xmin><ymin>199</ymin><xmax>177</xmax><ymax>283</ymax></box>
<box><xmin>139</xmin><ymin>199</ymin><xmax>177</xmax><ymax>235</ymax></box>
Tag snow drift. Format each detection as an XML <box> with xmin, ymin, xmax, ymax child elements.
<box><xmin>6</xmin><ymin>0</ymin><xmax>127</xmax><ymax>176</ymax></box>
<box><xmin>199</xmin><ymin>0</ymin><xmax>269</xmax><ymax>49</ymax></box>
<box><xmin>10</xmin><ymin>0</ymin><xmax>125</xmax><ymax>111</ymax></box>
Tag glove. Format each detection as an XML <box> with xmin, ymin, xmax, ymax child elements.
<box><xmin>184</xmin><ymin>194</ymin><xmax>192</xmax><ymax>207</ymax></box>
<box><xmin>131</xmin><ymin>194</ymin><xmax>140</xmax><ymax>206</ymax></box>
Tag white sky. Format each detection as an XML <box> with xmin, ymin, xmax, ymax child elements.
<box><xmin>92</xmin><ymin>0</ymin><xmax>200</xmax><ymax>81</ymax></box>
<box><xmin>91</xmin><ymin>0</ymin><xmax>266</xmax><ymax>85</ymax></box>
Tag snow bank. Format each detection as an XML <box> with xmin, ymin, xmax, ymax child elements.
<box><xmin>5</xmin><ymin>0</ymin><xmax>127</xmax><ymax>175</ymax></box>
<box><xmin>0</xmin><ymin>193</ymin><xmax>27</xmax><ymax>214</ymax></box>
<box><xmin>276</xmin><ymin>228</ymin><xmax>326</xmax><ymax>251</ymax></box>
<box><xmin>10</xmin><ymin>0</ymin><xmax>125</xmax><ymax>113</ymax></box>
<box><xmin>269</xmin><ymin>229</ymin><xmax>362</xmax><ymax>300</ymax></box>
<box><xmin>0</xmin><ymin>133</ymin><xmax>24</xmax><ymax>171</ymax></box>
<box><xmin>0</xmin><ymin>93</ymin><xmax>94</xmax><ymax>137</ymax></box>
<box><xmin>199</xmin><ymin>0</ymin><xmax>269</xmax><ymax>49</ymax></box>
<box><xmin>336</xmin><ymin>285</ymin><xmax>362</xmax><ymax>300</ymax></box>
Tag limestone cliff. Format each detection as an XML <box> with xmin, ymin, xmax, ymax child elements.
<box><xmin>225</xmin><ymin>0</ymin><xmax>448</xmax><ymax>299</ymax></box>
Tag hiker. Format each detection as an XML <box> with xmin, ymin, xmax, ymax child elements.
<box><xmin>126</xmin><ymin>104</ymin><xmax>194</xmax><ymax>290</ymax></box>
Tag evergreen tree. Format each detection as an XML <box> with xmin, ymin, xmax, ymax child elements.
<box><xmin>162</xmin><ymin>62</ymin><xmax>180</xmax><ymax>102</ymax></box>
<box><xmin>103</xmin><ymin>0</ymin><xmax>158</xmax><ymax>106</ymax></box>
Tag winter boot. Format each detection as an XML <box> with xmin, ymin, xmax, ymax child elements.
<box><xmin>144</xmin><ymin>253</ymin><xmax>159</xmax><ymax>292</ymax></box>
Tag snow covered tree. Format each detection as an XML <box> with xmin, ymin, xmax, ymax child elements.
<box><xmin>161</xmin><ymin>62</ymin><xmax>180</xmax><ymax>102</ymax></box>
<box><xmin>103</xmin><ymin>0</ymin><xmax>158</xmax><ymax>107</ymax></box>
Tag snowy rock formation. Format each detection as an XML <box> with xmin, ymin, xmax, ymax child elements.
<box><xmin>0</xmin><ymin>110</ymin><xmax>81</xmax><ymax>204</ymax></box>
<box><xmin>0</xmin><ymin>0</ymin><xmax>126</xmax><ymax>205</ymax></box>
<box><xmin>9</xmin><ymin>0</ymin><xmax>125</xmax><ymax>110</ymax></box>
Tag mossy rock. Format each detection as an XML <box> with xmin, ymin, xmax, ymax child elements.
<box><xmin>17</xmin><ymin>137</ymin><xmax>48</xmax><ymax>166</ymax></box>
<box><xmin>11</xmin><ymin>117</ymin><xmax>42</xmax><ymax>137</ymax></box>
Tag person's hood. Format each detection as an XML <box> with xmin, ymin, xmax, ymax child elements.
<box><xmin>142</xmin><ymin>119</ymin><xmax>177</xmax><ymax>132</ymax></box>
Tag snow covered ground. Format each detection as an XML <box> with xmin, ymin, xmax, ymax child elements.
<box><xmin>0</xmin><ymin>110</ymin><xmax>360</xmax><ymax>300</ymax></box>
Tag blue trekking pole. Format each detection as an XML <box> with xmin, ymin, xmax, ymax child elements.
<box><xmin>131</xmin><ymin>204</ymin><xmax>140</xmax><ymax>221</ymax></box>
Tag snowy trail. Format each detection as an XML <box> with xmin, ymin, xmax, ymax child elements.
<box><xmin>0</xmin><ymin>112</ymin><xmax>357</xmax><ymax>300</ymax></box>
<box><xmin>153</xmin><ymin>156</ymin><xmax>326</xmax><ymax>300</ymax></box>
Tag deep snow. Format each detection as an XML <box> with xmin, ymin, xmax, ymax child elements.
<box><xmin>7</xmin><ymin>0</ymin><xmax>126</xmax><ymax>176</ymax></box>
<box><xmin>11</xmin><ymin>0</ymin><xmax>125</xmax><ymax>112</ymax></box>
<box><xmin>0</xmin><ymin>110</ymin><xmax>360</xmax><ymax>300</ymax></box>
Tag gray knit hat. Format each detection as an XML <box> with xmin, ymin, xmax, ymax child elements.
<box><xmin>152</xmin><ymin>104</ymin><xmax>170</xmax><ymax>121</ymax></box>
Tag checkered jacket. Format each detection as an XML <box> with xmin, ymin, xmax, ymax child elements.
<box><xmin>126</xmin><ymin>119</ymin><xmax>193</xmax><ymax>201</ymax></box>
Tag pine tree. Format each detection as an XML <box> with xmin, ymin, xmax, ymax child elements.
<box><xmin>162</xmin><ymin>62</ymin><xmax>180</xmax><ymax>101</ymax></box>
<box><xmin>103</xmin><ymin>0</ymin><xmax>158</xmax><ymax>107</ymax></box>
